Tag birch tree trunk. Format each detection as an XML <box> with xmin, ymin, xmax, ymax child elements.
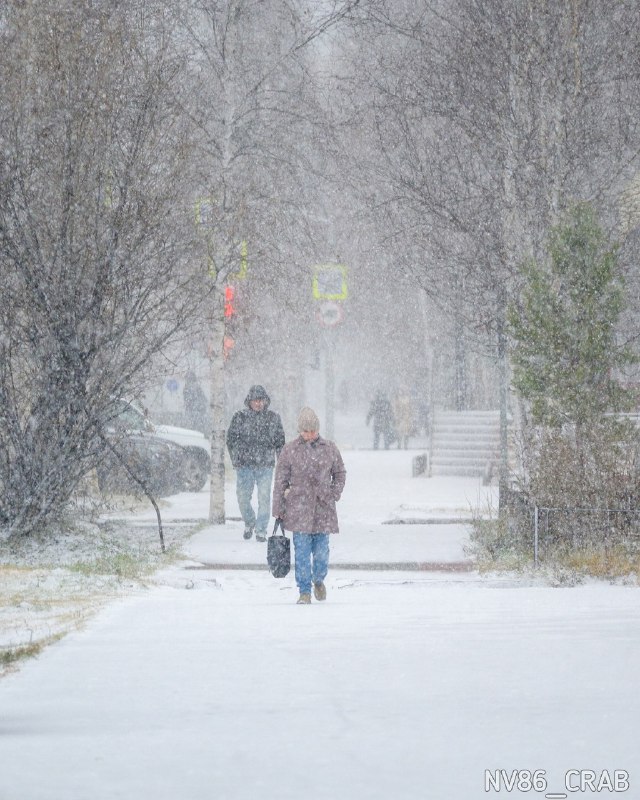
<box><xmin>208</xmin><ymin>289</ymin><xmax>227</xmax><ymax>524</ymax></box>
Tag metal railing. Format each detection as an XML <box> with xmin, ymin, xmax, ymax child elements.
<box><xmin>532</xmin><ymin>506</ymin><xmax>640</xmax><ymax>567</ymax></box>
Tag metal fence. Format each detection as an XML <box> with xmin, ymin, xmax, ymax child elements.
<box><xmin>531</xmin><ymin>506</ymin><xmax>640</xmax><ymax>567</ymax></box>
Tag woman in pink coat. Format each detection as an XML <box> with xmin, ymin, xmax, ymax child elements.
<box><xmin>272</xmin><ymin>407</ymin><xmax>346</xmax><ymax>604</ymax></box>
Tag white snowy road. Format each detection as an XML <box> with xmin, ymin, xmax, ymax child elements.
<box><xmin>1</xmin><ymin>450</ymin><xmax>639</xmax><ymax>799</ymax></box>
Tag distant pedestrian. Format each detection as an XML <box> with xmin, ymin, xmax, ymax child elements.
<box><xmin>183</xmin><ymin>372</ymin><xmax>208</xmax><ymax>435</ymax></box>
<box><xmin>226</xmin><ymin>385</ymin><xmax>285</xmax><ymax>542</ymax></box>
<box><xmin>366</xmin><ymin>390</ymin><xmax>395</xmax><ymax>449</ymax></box>
<box><xmin>415</xmin><ymin>395</ymin><xmax>430</xmax><ymax>437</ymax></box>
<box><xmin>272</xmin><ymin>407</ymin><xmax>346</xmax><ymax>605</ymax></box>
<box><xmin>393</xmin><ymin>389</ymin><xmax>415</xmax><ymax>449</ymax></box>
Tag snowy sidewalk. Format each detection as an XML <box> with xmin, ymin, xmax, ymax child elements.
<box><xmin>113</xmin><ymin>450</ymin><xmax>497</xmax><ymax>569</ymax></box>
<box><xmin>1</xmin><ymin>453</ymin><xmax>639</xmax><ymax>799</ymax></box>
<box><xmin>1</xmin><ymin>568</ymin><xmax>639</xmax><ymax>800</ymax></box>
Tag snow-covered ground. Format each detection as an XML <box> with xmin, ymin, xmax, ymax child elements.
<box><xmin>0</xmin><ymin>447</ymin><xmax>639</xmax><ymax>799</ymax></box>
<box><xmin>115</xmin><ymin>449</ymin><xmax>494</xmax><ymax>567</ymax></box>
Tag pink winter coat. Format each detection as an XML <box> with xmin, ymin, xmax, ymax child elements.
<box><xmin>272</xmin><ymin>435</ymin><xmax>346</xmax><ymax>534</ymax></box>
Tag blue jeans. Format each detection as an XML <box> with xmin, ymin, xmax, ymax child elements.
<box><xmin>235</xmin><ymin>467</ymin><xmax>273</xmax><ymax>533</ymax></box>
<box><xmin>293</xmin><ymin>533</ymin><xmax>330</xmax><ymax>595</ymax></box>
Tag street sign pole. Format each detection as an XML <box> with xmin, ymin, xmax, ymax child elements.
<box><xmin>312</xmin><ymin>264</ymin><xmax>347</xmax><ymax>442</ymax></box>
<box><xmin>324</xmin><ymin>330</ymin><xmax>335</xmax><ymax>440</ymax></box>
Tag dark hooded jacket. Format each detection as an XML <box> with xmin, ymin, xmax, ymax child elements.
<box><xmin>366</xmin><ymin>391</ymin><xmax>395</xmax><ymax>434</ymax></box>
<box><xmin>226</xmin><ymin>385</ymin><xmax>285</xmax><ymax>468</ymax></box>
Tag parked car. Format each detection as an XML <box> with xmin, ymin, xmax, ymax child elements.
<box><xmin>97</xmin><ymin>431</ymin><xmax>189</xmax><ymax>497</ymax></box>
<box><xmin>100</xmin><ymin>400</ymin><xmax>211</xmax><ymax>494</ymax></box>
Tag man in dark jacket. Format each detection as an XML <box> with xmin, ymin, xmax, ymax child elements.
<box><xmin>226</xmin><ymin>385</ymin><xmax>285</xmax><ymax>541</ymax></box>
<box><xmin>366</xmin><ymin>390</ymin><xmax>396</xmax><ymax>450</ymax></box>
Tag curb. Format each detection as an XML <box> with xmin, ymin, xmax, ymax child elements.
<box><xmin>184</xmin><ymin>561</ymin><xmax>474</xmax><ymax>572</ymax></box>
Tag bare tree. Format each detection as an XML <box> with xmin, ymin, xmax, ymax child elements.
<box><xmin>335</xmin><ymin>0</ymin><xmax>640</xmax><ymax>485</ymax></box>
<box><xmin>0</xmin><ymin>1</ymin><xmax>207</xmax><ymax>535</ymax></box>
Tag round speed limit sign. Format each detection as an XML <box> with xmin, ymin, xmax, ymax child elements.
<box><xmin>316</xmin><ymin>301</ymin><xmax>343</xmax><ymax>328</ymax></box>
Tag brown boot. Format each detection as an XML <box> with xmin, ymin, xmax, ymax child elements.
<box><xmin>313</xmin><ymin>581</ymin><xmax>327</xmax><ymax>601</ymax></box>
<box><xmin>296</xmin><ymin>593</ymin><xmax>311</xmax><ymax>604</ymax></box>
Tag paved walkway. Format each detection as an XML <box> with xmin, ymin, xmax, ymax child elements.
<box><xmin>113</xmin><ymin>449</ymin><xmax>497</xmax><ymax>570</ymax></box>
<box><xmin>0</xmin><ymin>452</ymin><xmax>497</xmax><ymax>800</ymax></box>
<box><xmin>1</xmin><ymin>562</ymin><xmax>638</xmax><ymax>800</ymax></box>
<box><xmin>1</xmin><ymin>455</ymin><xmax>638</xmax><ymax>800</ymax></box>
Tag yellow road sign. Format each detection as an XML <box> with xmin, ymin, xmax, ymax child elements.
<box><xmin>312</xmin><ymin>264</ymin><xmax>348</xmax><ymax>300</ymax></box>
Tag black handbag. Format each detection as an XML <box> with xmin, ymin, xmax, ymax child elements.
<box><xmin>267</xmin><ymin>518</ymin><xmax>291</xmax><ymax>578</ymax></box>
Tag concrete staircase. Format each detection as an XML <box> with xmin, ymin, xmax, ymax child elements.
<box><xmin>430</xmin><ymin>410</ymin><xmax>501</xmax><ymax>478</ymax></box>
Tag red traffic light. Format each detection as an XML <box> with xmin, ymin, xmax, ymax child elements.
<box><xmin>225</xmin><ymin>285</ymin><xmax>236</xmax><ymax>317</ymax></box>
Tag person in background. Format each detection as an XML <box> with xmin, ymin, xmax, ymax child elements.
<box><xmin>226</xmin><ymin>385</ymin><xmax>285</xmax><ymax>542</ymax></box>
<box><xmin>272</xmin><ymin>407</ymin><xmax>346</xmax><ymax>605</ymax></box>
<box><xmin>365</xmin><ymin>390</ymin><xmax>395</xmax><ymax>449</ymax></box>
<box><xmin>393</xmin><ymin>388</ymin><xmax>416</xmax><ymax>450</ymax></box>
<box><xmin>183</xmin><ymin>371</ymin><xmax>208</xmax><ymax>435</ymax></box>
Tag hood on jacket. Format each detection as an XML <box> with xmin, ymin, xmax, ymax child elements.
<box><xmin>244</xmin><ymin>385</ymin><xmax>271</xmax><ymax>409</ymax></box>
